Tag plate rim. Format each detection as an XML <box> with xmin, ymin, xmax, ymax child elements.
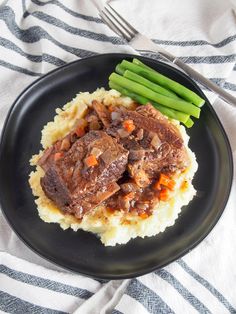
<box><xmin>0</xmin><ymin>53</ymin><xmax>234</xmax><ymax>279</ymax></box>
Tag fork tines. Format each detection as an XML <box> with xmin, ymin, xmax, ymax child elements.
<box><xmin>100</xmin><ymin>4</ymin><xmax>138</xmax><ymax>41</ymax></box>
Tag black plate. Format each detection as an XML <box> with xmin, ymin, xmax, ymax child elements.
<box><xmin>0</xmin><ymin>54</ymin><xmax>233</xmax><ymax>279</ymax></box>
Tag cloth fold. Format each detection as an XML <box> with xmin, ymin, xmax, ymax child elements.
<box><xmin>0</xmin><ymin>0</ymin><xmax>235</xmax><ymax>313</ymax></box>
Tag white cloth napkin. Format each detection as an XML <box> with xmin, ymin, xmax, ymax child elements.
<box><xmin>0</xmin><ymin>0</ymin><xmax>235</xmax><ymax>313</ymax></box>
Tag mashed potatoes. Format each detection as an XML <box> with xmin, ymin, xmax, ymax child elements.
<box><xmin>29</xmin><ymin>88</ymin><xmax>198</xmax><ymax>246</ymax></box>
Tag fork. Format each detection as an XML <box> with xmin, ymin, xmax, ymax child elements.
<box><xmin>99</xmin><ymin>4</ymin><xmax>236</xmax><ymax>107</ymax></box>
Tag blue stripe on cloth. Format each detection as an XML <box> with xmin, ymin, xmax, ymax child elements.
<box><xmin>223</xmin><ymin>81</ymin><xmax>236</xmax><ymax>92</ymax></box>
<box><xmin>126</xmin><ymin>278</ymin><xmax>175</xmax><ymax>314</ymax></box>
<box><xmin>0</xmin><ymin>37</ymin><xmax>66</xmax><ymax>67</ymax></box>
<box><xmin>209</xmin><ymin>78</ymin><xmax>236</xmax><ymax>92</ymax></box>
<box><xmin>0</xmin><ymin>264</ymin><xmax>93</xmax><ymax>300</ymax></box>
<box><xmin>153</xmin><ymin>35</ymin><xmax>236</xmax><ymax>48</ymax></box>
<box><xmin>140</xmin><ymin>51</ymin><xmax>236</xmax><ymax>64</ymax></box>
<box><xmin>0</xmin><ymin>6</ymin><xmax>98</xmax><ymax>59</ymax></box>
<box><xmin>28</xmin><ymin>10</ymin><xmax>125</xmax><ymax>45</ymax></box>
<box><xmin>180</xmin><ymin>54</ymin><xmax>236</xmax><ymax>64</ymax></box>
<box><xmin>112</xmin><ymin>310</ymin><xmax>123</xmax><ymax>314</ymax></box>
<box><xmin>30</xmin><ymin>0</ymin><xmax>103</xmax><ymax>23</ymax></box>
<box><xmin>155</xmin><ymin>269</ymin><xmax>211</xmax><ymax>313</ymax></box>
<box><xmin>177</xmin><ymin>259</ymin><xmax>236</xmax><ymax>314</ymax></box>
<box><xmin>0</xmin><ymin>59</ymin><xmax>41</xmax><ymax>76</ymax></box>
<box><xmin>0</xmin><ymin>291</ymin><xmax>67</xmax><ymax>314</ymax></box>
<box><xmin>209</xmin><ymin>77</ymin><xmax>226</xmax><ymax>87</ymax></box>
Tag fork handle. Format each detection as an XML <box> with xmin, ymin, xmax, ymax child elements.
<box><xmin>133</xmin><ymin>34</ymin><xmax>236</xmax><ymax>106</ymax></box>
<box><xmin>172</xmin><ymin>58</ymin><xmax>236</xmax><ymax>107</ymax></box>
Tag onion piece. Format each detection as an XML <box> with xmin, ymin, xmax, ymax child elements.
<box><xmin>60</xmin><ymin>137</ymin><xmax>71</xmax><ymax>151</ymax></box>
<box><xmin>117</xmin><ymin>128</ymin><xmax>130</xmax><ymax>138</ymax></box>
<box><xmin>111</xmin><ymin>111</ymin><xmax>121</xmax><ymax>121</ymax></box>
<box><xmin>151</xmin><ymin>134</ymin><xmax>162</xmax><ymax>150</ymax></box>
<box><xmin>91</xmin><ymin>147</ymin><xmax>103</xmax><ymax>158</ymax></box>
<box><xmin>136</xmin><ymin>129</ymin><xmax>144</xmax><ymax>140</ymax></box>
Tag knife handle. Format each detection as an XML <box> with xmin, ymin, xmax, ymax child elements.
<box><xmin>173</xmin><ymin>58</ymin><xmax>236</xmax><ymax>107</ymax></box>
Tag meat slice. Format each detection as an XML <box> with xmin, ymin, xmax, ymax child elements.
<box><xmin>107</xmin><ymin>104</ymin><xmax>189</xmax><ymax>186</ymax></box>
<box><xmin>40</xmin><ymin>130</ymin><xmax>128</xmax><ymax>218</ymax></box>
<box><xmin>92</xmin><ymin>100</ymin><xmax>111</xmax><ymax>128</ymax></box>
<box><xmin>69</xmin><ymin>182</ymin><xmax>120</xmax><ymax>216</ymax></box>
<box><xmin>136</xmin><ymin>104</ymin><xmax>166</xmax><ymax>120</ymax></box>
<box><xmin>40</xmin><ymin>166</ymin><xmax>71</xmax><ymax>209</ymax></box>
<box><xmin>121</xmin><ymin>104</ymin><xmax>183</xmax><ymax>149</ymax></box>
<box><xmin>38</xmin><ymin>135</ymin><xmax>71</xmax><ymax>172</ymax></box>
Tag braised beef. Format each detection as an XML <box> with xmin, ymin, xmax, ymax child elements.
<box><xmin>106</xmin><ymin>104</ymin><xmax>189</xmax><ymax>187</ymax></box>
<box><xmin>69</xmin><ymin>182</ymin><xmax>120</xmax><ymax>217</ymax></box>
<box><xmin>120</xmin><ymin>104</ymin><xmax>183</xmax><ymax>148</ymax></box>
<box><xmin>40</xmin><ymin>131</ymin><xmax>128</xmax><ymax>218</ymax></box>
<box><xmin>128</xmin><ymin>149</ymin><xmax>145</xmax><ymax>161</ymax></box>
<box><xmin>39</xmin><ymin>102</ymin><xmax>190</xmax><ymax>219</ymax></box>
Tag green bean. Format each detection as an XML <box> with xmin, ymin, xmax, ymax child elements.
<box><xmin>184</xmin><ymin>117</ymin><xmax>194</xmax><ymax>128</ymax></box>
<box><xmin>124</xmin><ymin>70</ymin><xmax>179</xmax><ymax>99</ymax></box>
<box><xmin>132</xmin><ymin>58</ymin><xmax>156</xmax><ymax>72</ymax></box>
<box><xmin>109</xmin><ymin>73</ymin><xmax>200</xmax><ymax>118</ymax></box>
<box><xmin>120</xmin><ymin>60</ymin><xmax>205</xmax><ymax>107</ymax></box>
<box><xmin>115</xmin><ymin>63</ymin><xmax>125</xmax><ymax>75</ymax></box>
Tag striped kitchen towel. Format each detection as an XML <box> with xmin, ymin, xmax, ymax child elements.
<box><xmin>0</xmin><ymin>0</ymin><xmax>236</xmax><ymax>313</ymax></box>
<box><xmin>0</xmin><ymin>251</ymin><xmax>103</xmax><ymax>313</ymax></box>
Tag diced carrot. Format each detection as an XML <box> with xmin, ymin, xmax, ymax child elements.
<box><xmin>159</xmin><ymin>173</ymin><xmax>170</xmax><ymax>185</ymax></box>
<box><xmin>159</xmin><ymin>188</ymin><xmax>169</xmax><ymax>201</ymax></box>
<box><xmin>123</xmin><ymin>119</ymin><xmax>135</xmax><ymax>132</ymax></box>
<box><xmin>153</xmin><ymin>173</ymin><xmax>176</xmax><ymax>191</ymax></box>
<box><xmin>84</xmin><ymin>154</ymin><xmax>98</xmax><ymax>167</ymax></box>
<box><xmin>167</xmin><ymin>180</ymin><xmax>176</xmax><ymax>190</ymax></box>
<box><xmin>139</xmin><ymin>212</ymin><xmax>149</xmax><ymax>219</ymax></box>
<box><xmin>75</xmin><ymin>126</ymin><xmax>85</xmax><ymax>137</ymax></box>
<box><xmin>54</xmin><ymin>152</ymin><xmax>64</xmax><ymax>161</ymax></box>
<box><xmin>107</xmin><ymin>207</ymin><xmax>115</xmax><ymax>213</ymax></box>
